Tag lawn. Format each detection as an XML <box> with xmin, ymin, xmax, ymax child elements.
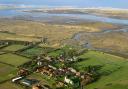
<box><xmin>0</xmin><ymin>53</ymin><xmax>31</xmax><ymax>66</ymax></box>
<box><xmin>73</xmin><ymin>50</ymin><xmax>128</xmax><ymax>89</ymax></box>
<box><xmin>21</xmin><ymin>46</ymin><xmax>55</xmax><ymax>58</ymax></box>
<box><xmin>2</xmin><ymin>44</ymin><xmax>27</xmax><ymax>51</ymax></box>
<box><xmin>0</xmin><ymin>63</ymin><xmax>17</xmax><ymax>82</ymax></box>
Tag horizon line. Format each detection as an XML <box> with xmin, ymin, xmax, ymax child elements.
<box><xmin>0</xmin><ymin>3</ymin><xmax>128</xmax><ymax>10</ymax></box>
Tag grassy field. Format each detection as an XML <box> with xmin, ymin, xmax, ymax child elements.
<box><xmin>0</xmin><ymin>81</ymin><xmax>24</xmax><ymax>89</ymax></box>
<box><xmin>21</xmin><ymin>46</ymin><xmax>55</xmax><ymax>58</ymax></box>
<box><xmin>0</xmin><ymin>53</ymin><xmax>31</xmax><ymax>66</ymax></box>
<box><xmin>73</xmin><ymin>50</ymin><xmax>128</xmax><ymax>89</ymax></box>
<box><xmin>0</xmin><ymin>63</ymin><xmax>17</xmax><ymax>82</ymax></box>
<box><xmin>0</xmin><ymin>44</ymin><xmax>127</xmax><ymax>89</ymax></box>
<box><xmin>48</xmin><ymin>49</ymin><xmax>63</xmax><ymax>57</ymax></box>
<box><xmin>2</xmin><ymin>44</ymin><xmax>27</xmax><ymax>51</ymax></box>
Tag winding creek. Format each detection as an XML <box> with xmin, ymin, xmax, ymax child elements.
<box><xmin>72</xmin><ymin>27</ymin><xmax>128</xmax><ymax>58</ymax></box>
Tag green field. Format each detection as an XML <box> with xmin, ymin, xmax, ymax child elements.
<box><xmin>21</xmin><ymin>47</ymin><xmax>54</xmax><ymax>58</ymax></box>
<box><xmin>74</xmin><ymin>51</ymin><xmax>128</xmax><ymax>89</ymax></box>
<box><xmin>2</xmin><ymin>44</ymin><xmax>26</xmax><ymax>51</ymax></box>
<box><xmin>0</xmin><ymin>44</ymin><xmax>128</xmax><ymax>89</ymax></box>
<box><xmin>0</xmin><ymin>53</ymin><xmax>31</xmax><ymax>66</ymax></box>
<box><xmin>0</xmin><ymin>63</ymin><xmax>17</xmax><ymax>82</ymax></box>
<box><xmin>0</xmin><ymin>81</ymin><xmax>24</xmax><ymax>89</ymax></box>
<box><xmin>48</xmin><ymin>49</ymin><xmax>63</xmax><ymax>57</ymax></box>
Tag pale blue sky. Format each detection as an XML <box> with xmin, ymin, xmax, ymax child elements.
<box><xmin>0</xmin><ymin>0</ymin><xmax>127</xmax><ymax>9</ymax></box>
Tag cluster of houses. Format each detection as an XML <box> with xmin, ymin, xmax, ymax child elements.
<box><xmin>12</xmin><ymin>68</ymin><xmax>50</xmax><ymax>89</ymax></box>
<box><xmin>10</xmin><ymin>45</ymin><xmax>97</xmax><ymax>89</ymax></box>
<box><xmin>12</xmin><ymin>52</ymin><xmax>96</xmax><ymax>89</ymax></box>
<box><xmin>34</xmin><ymin>54</ymin><xmax>95</xmax><ymax>88</ymax></box>
<box><xmin>36</xmin><ymin>64</ymin><xmax>94</xmax><ymax>88</ymax></box>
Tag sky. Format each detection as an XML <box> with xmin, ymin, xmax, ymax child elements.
<box><xmin>0</xmin><ymin>0</ymin><xmax>128</xmax><ymax>9</ymax></box>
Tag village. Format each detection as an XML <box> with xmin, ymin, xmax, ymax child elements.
<box><xmin>0</xmin><ymin>40</ymin><xmax>101</xmax><ymax>89</ymax></box>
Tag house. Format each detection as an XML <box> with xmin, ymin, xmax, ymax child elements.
<box><xmin>37</xmin><ymin>61</ymin><xmax>43</xmax><ymax>66</ymax></box>
<box><xmin>36</xmin><ymin>66</ymin><xmax>55</xmax><ymax>77</ymax></box>
<box><xmin>64</xmin><ymin>76</ymin><xmax>74</xmax><ymax>85</ymax></box>
<box><xmin>32</xmin><ymin>85</ymin><xmax>43</xmax><ymax>89</ymax></box>
<box><xmin>72</xmin><ymin>56</ymin><xmax>78</xmax><ymax>61</ymax></box>
<box><xmin>44</xmin><ymin>56</ymin><xmax>52</xmax><ymax>61</ymax></box>
<box><xmin>5</xmin><ymin>42</ymin><xmax>9</xmax><ymax>45</ymax></box>
<box><xmin>68</xmin><ymin>67</ymin><xmax>77</xmax><ymax>73</ymax></box>
<box><xmin>37</xmin><ymin>56</ymin><xmax>41</xmax><ymax>60</ymax></box>
<box><xmin>17</xmin><ymin>68</ymin><xmax>29</xmax><ymax>76</ymax></box>
<box><xmin>67</xmin><ymin>58</ymin><xmax>74</xmax><ymax>62</ymax></box>
<box><xmin>41</xmin><ymin>69</ymin><xmax>54</xmax><ymax>77</ymax></box>
<box><xmin>48</xmin><ymin>65</ymin><xmax>57</xmax><ymax>70</ymax></box>
<box><xmin>67</xmin><ymin>56</ymin><xmax>78</xmax><ymax>62</ymax></box>
<box><xmin>81</xmin><ymin>74</ymin><xmax>94</xmax><ymax>85</ymax></box>
<box><xmin>12</xmin><ymin>76</ymin><xmax>23</xmax><ymax>83</ymax></box>
<box><xmin>75</xmin><ymin>72</ymin><xmax>81</xmax><ymax>77</ymax></box>
<box><xmin>21</xmin><ymin>80</ymin><xmax>31</xmax><ymax>86</ymax></box>
<box><xmin>56</xmin><ymin>81</ymin><xmax>65</xmax><ymax>88</ymax></box>
<box><xmin>21</xmin><ymin>79</ymin><xmax>39</xmax><ymax>87</ymax></box>
<box><xmin>54</xmin><ymin>69</ymin><xmax>64</xmax><ymax>76</ymax></box>
<box><xmin>58</xmin><ymin>56</ymin><xmax>65</xmax><ymax>62</ymax></box>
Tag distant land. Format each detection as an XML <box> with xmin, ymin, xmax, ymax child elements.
<box><xmin>0</xmin><ymin>1</ymin><xmax>128</xmax><ymax>89</ymax></box>
<box><xmin>20</xmin><ymin>7</ymin><xmax>128</xmax><ymax>20</ymax></box>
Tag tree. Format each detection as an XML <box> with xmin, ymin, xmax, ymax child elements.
<box><xmin>62</xmin><ymin>46</ymin><xmax>78</xmax><ymax>59</ymax></box>
<box><xmin>84</xmin><ymin>65</ymin><xmax>102</xmax><ymax>81</ymax></box>
<box><xmin>41</xmin><ymin>37</ymin><xmax>48</xmax><ymax>44</ymax></box>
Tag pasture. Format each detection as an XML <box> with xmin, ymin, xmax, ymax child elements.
<box><xmin>0</xmin><ymin>63</ymin><xmax>17</xmax><ymax>82</ymax></box>
<box><xmin>0</xmin><ymin>53</ymin><xmax>31</xmax><ymax>66</ymax></box>
<box><xmin>2</xmin><ymin>44</ymin><xmax>27</xmax><ymax>51</ymax></box>
<box><xmin>74</xmin><ymin>50</ymin><xmax>128</xmax><ymax>89</ymax></box>
<box><xmin>48</xmin><ymin>49</ymin><xmax>63</xmax><ymax>57</ymax></box>
<box><xmin>21</xmin><ymin>46</ymin><xmax>55</xmax><ymax>58</ymax></box>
